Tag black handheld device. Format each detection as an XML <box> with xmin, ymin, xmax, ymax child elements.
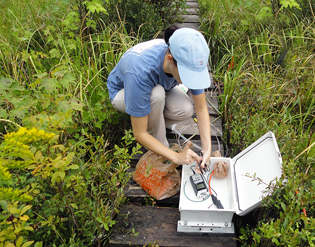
<box><xmin>190</xmin><ymin>173</ymin><xmax>209</xmax><ymax>199</ymax></box>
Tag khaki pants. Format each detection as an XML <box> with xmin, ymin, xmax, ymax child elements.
<box><xmin>111</xmin><ymin>85</ymin><xmax>194</xmax><ymax>147</ymax></box>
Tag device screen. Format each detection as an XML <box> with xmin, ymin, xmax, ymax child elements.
<box><xmin>196</xmin><ymin>183</ymin><xmax>205</xmax><ymax>190</ymax></box>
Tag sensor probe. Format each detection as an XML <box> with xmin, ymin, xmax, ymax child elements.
<box><xmin>209</xmin><ymin>170</ymin><xmax>224</xmax><ymax>209</ymax></box>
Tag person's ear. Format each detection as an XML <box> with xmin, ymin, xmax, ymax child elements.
<box><xmin>167</xmin><ymin>54</ymin><xmax>173</xmax><ymax>63</ymax></box>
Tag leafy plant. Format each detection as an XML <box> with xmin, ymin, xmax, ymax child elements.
<box><xmin>144</xmin><ymin>195</ymin><xmax>156</xmax><ymax>206</ymax></box>
<box><xmin>199</xmin><ymin>0</ymin><xmax>315</xmax><ymax>245</ymax></box>
<box><xmin>0</xmin><ymin>127</ymin><xmax>142</xmax><ymax>246</ymax></box>
<box><xmin>0</xmin><ymin>201</ymin><xmax>43</xmax><ymax>247</ymax></box>
<box><xmin>103</xmin><ymin>0</ymin><xmax>187</xmax><ymax>40</ymax></box>
<box><xmin>128</xmin><ymin>228</ymin><xmax>139</xmax><ymax>237</ymax></box>
<box><xmin>0</xmin><ymin>127</ymin><xmax>56</xmax><ymax>247</ymax></box>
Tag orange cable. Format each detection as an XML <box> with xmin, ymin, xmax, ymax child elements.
<box><xmin>208</xmin><ymin>170</ymin><xmax>214</xmax><ymax>195</ymax></box>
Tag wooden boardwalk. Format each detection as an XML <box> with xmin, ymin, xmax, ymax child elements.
<box><xmin>109</xmin><ymin>205</ymin><xmax>236</xmax><ymax>247</ymax></box>
<box><xmin>176</xmin><ymin>0</ymin><xmax>200</xmax><ymax>30</ymax></box>
<box><xmin>108</xmin><ymin>1</ymin><xmax>237</xmax><ymax>246</ymax></box>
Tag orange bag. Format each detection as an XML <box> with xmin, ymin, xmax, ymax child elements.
<box><xmin>133</xmin><ymin>142</ymin><xmax>192</xmax><ymax>200</ymax></box>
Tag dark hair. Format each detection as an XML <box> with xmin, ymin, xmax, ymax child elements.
<box><xmin>164</xmin><ymin>25</ymin><xmax>179</xmax><ymax>66</ymax></box>
<box><xmin>164</xmin><ymin>25</ymin><xmax>179</xmax><ymax>45</ymax></box>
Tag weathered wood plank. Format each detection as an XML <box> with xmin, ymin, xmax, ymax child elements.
<box><xmin>108</xmin><ymin>205</ymin><xmax>237</xmax><ymax>247</ymax></box>
<box><xmin>125</xmin><ymin>182</ymin><xmax>180</xmax><ymax>205</ymax></box>
<box><xmin>180</xmin><ymin>14</ymin><xmax>199</xmax><ymax>23</ymax></box>
<box><xmin>180</xmin><ymin>8</ymin><xmax>198</xmax><ymax>15</ymax></box>
<box><xmin>174</xmin><ymin>22</ymin><xmax>200</xmax><ymax>30</ymax></box>
<box><xmin>187</xmin><ymin>1</ymin><xmax>199</xmax><ymax>8</ymax></box>
<box><xmin>170</xmin><ymin>115</ymin><xmax>223</xmax><ymax>137</ymax></box>
<box><xmin>190</xmin><ymin>90</ymin><xmax>220</xmax><ymax>116</ymax></box>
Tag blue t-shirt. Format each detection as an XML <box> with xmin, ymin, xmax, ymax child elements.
<box><xmin>107</xmin><ymin>39</ymin><xmax>203</xmax><ymax>117</ymax></box>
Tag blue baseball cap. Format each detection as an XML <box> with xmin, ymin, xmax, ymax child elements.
<box><xmin>169</xmin><ymin>28</ymin><xmax>211</xmax><ymax>90</ymax></box>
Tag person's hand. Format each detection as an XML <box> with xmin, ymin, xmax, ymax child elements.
<box><xmin>173</xmin><ymin>148</ymin><xmax>201</xmax><ymax>165</ymax></box>
<box><xmin>199</xmin><ymin>149</ymin><xmax>211</xmax><ymax>171</ymax></box>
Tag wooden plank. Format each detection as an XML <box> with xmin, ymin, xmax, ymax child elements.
<box><xmin>170</xmin><ymin>115</ymin><xmax>223</xmax><ymax>137</ymax></box>
<box><xmin>174</xmin><ymin>22</ymin><xmax>200</xmax><ymax>30</ymax></box>
<box><xmin>187</xmin><ymin>1</ymin><xmax>198</xmax><ymax>8</ymax></box>
<box><xmin>180</xmin><ymin>15</ymin><xmax>199</xmax><ymax>23</ymax></box>
<box><xmin>109</xmin><ymin>205</ymin><xmax>236</xmax><ymax>247</ymax></box>
<box><xmin>187</xmin><ymin>90</ymin><xmax>220</xmax><ymax>116</ymax></box>
<box><xmin>205</xmin><ymin>91</ymin><xmax>220</xmax><ymax>116</ymax></box>
<box><xmin>180</xmin><ymin>8</ymin><xmax>198</xmax><ymax>15</ymax></box>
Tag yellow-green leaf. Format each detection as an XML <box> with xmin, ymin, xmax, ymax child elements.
<box><xmin>0</xmin><ymin>201</ymin><xmax>8</xmax><ymax>211</ymax></box>
<box><xmin>58</xmin><ymin>171</ymin><xmax>65</xmax><ymax>179</ymax></box>
<box><xmin>20</xmin><ymin>215</ymin><xmax>29</xmax><ymax>221</ymax></box>
<box><xmin>14</xmin><ymin>226</ymin><xmax>23</xmax><ymax>234</ymax></box>
<box><xmin>23</xmin><ymin>226</ymin><xmax>33</xmax><ymax>231</ymax></box>
<box><xmin>0</xmin><ymin>229</ymin><xmax>7</xmax><ymax>236</ymax></box>
<box><xmin>16</xmin><ymin>236</ymin><xmax>23</xmax><ymax>247</ymax></box>
<box><xmin>8</xmin><ymin>206</ymin><xmax>20</xmax><ymax>214</ymax></box>
<box><xmin>34</xmin><ymin>242</ymin><xmax>43</xmax><ymax>247</ymax></box>
<box><xmin>6</xmin><ymin>231</ymin><xmax>15</xmax><ymax>238</ymax></box>
<box><xmin>34</xmin><ymin>151</ymin><xmax>44</xmax><ymax>162</ymax></box>
<box><xmin>21</xmin><ymin>241</ymin><xmax>34</xmax><ymax>247</ymax></box>
<box><xmin>51</xmin><ymin>144</ymin><xmax>65</xmax><ymax>151</ymax></box>
<box><xmin>40</xmin><ymin>221</ymin><xmax>49</xmax><ymax>226</ymax></box>
<box><xmin>51</xmin><ymin>172</ymin><xmax>60</xmax><ymax>184</ymax></box>
<box><xmin>67</xmin><ymin>165</ymin><xmax>79</xmax><ymax>170</ymax></box>
<box><xmin>20</xmin><ymin>205</ymin><xmax>32</xmax><ymax>216</ymax></box>
<box><xmin>49</xmin><ymin>48</ymin><xmax>61</xmax><ymax>58</ymax></box>
<box><xmin>65</xmin><ymin>152</ymin><xmax>75</xmax><ymax>164</ymax></box>
<box><xmin>4</xmin><ymin>243</ymin><xmax>15</xmax><ymax>247</ymax></box>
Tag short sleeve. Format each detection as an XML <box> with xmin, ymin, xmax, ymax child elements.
<box><xmin>124</xmin><ymin>73</ymin><xmax>155</xmax><ymax>117</ymax></box>
<box><xmin>190</xmin><ymin>89</ymin><xmax>204</xmax><ymax>95</ymax></box>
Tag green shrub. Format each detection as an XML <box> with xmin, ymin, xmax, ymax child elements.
<box><xmin>0</xmin><ymin>1</ymin><xmax>145</xmax><ymax>245</ymax></box>
<box><xmin>0</xmin><ymin>127</ymin><xmax>141</xmax><ymax>246</ymax></box>
<box><xmin>104</xmin><ymin>0</ymin><xmax>187</xmax><ymax>40</ymax></box>
<box><xmin>0</xmin><ymin>0</ymin><xmax>138</xmax><ymax>144</ymax></box>
<box><xmin>199</xmin><ymin>0</ymin><xmax>315</xmax><ymax>245</ymax></box>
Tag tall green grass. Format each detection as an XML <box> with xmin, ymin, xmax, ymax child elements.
<box><xmin>0</xmin><ymin>0</ymin><xmax>138</xmax><ymax>141</ymax></box>
<box><xmin>199</xmin><ymin>0</ymin><xmax>315</xmax><ymax>245</ymax></box>
<box><xmin>0</xmin><ymin>1</ymin><xmax>142</xmax><ymax>245</ymax></box>
<box><xmin>0</xmin><ymin>0</ymin><xmax>70</xmax><ymax>52</ymax></box>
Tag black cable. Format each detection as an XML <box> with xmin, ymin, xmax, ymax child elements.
<box><xmin>190</xmin><ymin>165</ymin><xmax>196</xmax><ymax>174</ymax></box>
<box><xmin>202</xmin><ymin>172</ymin><xmax>217</xmax><ymax>197</ymax></box>
<box><xmin>210</xmin><ymin>185</ymin><xmax>217</xmax><ymax>196</ymax></box>
<box><xmin>211</xmin><ymin>195</ymin><xmax>224</xmax><ymax>209</ymax></box>
<box><xmin>189</xmin><ymin>165</ymin><xmax>218</xmax><ymax>197</ymax></box>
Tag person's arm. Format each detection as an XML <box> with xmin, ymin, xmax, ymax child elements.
<box><xmin>131</xmin><ymin>115</ymin><xmax>201</xmax><ymax>165</ymax></box>
<box><xmin>192</xmin><ymin>92</ymin><xmax>212</xmax><ymax>169</ymax></box>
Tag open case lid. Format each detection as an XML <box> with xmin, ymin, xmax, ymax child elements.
<box><xmin>233</xmin><ymin>131</ymin><xmax>282</xmax><ymax>216</ymax></box>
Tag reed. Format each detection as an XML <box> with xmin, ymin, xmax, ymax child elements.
<box><xmin>199</xmin><ymin>0</ymin><xmax>315</xmax><ymax>245</ymax></box>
